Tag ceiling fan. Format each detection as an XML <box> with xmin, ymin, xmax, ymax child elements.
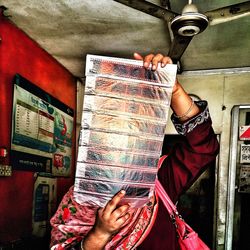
<box><xmin>114</xmin><ymin>0</ymin><xmax>250</xmax><ymax>63</ymax></box>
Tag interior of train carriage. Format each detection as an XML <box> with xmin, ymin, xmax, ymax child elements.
<box><xmin>0</xmin><ymin>1</ymin><xmax>250</xmax><ymax>249</ymax></box>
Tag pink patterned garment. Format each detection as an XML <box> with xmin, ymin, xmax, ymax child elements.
<box><xmin>50</xmin><ymin>186</ymin><xmax>159</xmax><ymax>250</ymax></box>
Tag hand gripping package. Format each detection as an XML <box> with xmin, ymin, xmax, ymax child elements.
<box><xmin>74</xmin><ymin>54</ymin><xmax>177</xmax><ymax>208</ymax></box>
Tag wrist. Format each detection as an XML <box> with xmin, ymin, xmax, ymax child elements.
<box><xmin>82</xmin><ymin>228</ymin><xmax>112</xmax><ymax>250</ymax></box>
<box><xmin>175</xmin><ymin>99</ymin><xmax>194</xmax><ymax>120</ymax></box>
<box><xmin>92</xmin><ymin>227</ymin><xmax>113</xmax><ymax>242</ymax></box>
<box><xmin>171</xmin><ymin>81</ymin><xmax>183</xmax><ymax>98</ymax></box>
<box><xmin>170</xmin><ymin>81</ymin><xmax>200</xmax><ymax>121</ymax></box>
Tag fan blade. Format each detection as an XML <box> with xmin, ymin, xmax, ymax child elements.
<box><xmin>168</xmin><ymin>34</ymin><xmax>193</xmax><ymax>63</ymax></box>
<box><xmin>114</xmin><ymin>0</ymin><xmax>178</xmax><ymax>21</ymax></box>
<box><xmin>205</xmin><ymin>1</ymin><xmax>250</xmax><ymax>26</ymax></box>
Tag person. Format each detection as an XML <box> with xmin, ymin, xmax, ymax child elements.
<box><xmin>50</xmin><ymin>53</ymin><xmax>219</xmax><ymax>250</ymax></box>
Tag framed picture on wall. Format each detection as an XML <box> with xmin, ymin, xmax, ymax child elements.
<box><xmin>11</xmin><ymin>74</ymin><xmax>74</xmax><ymax>177</ymax></box>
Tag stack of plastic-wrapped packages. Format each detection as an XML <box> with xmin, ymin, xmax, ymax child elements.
<box><xmin>74</xmin><ymin>54</ymin><xmax>177</xmax><ymax>208</ymax></box>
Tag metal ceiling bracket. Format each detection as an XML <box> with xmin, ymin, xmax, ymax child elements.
<box><xmin>171</xmin><ymin>13</ymin><xmax>208</xmax><ymax>36</ymax></box>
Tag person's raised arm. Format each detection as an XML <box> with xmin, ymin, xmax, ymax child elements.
<box><xmin>134</xmin><ymin>53</ymin><xmax>200</xmax><ymax>122</ymax></box>
<box><xmin>133</xmin><ymin>53</ymin><xmax>219</xmax><ymax>201</ymax></box>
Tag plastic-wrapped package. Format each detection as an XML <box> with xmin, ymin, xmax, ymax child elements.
<box><xmin>74</xmin><ymin>54</ymin><xmax>177</xmax><ymax>208</ymax></box>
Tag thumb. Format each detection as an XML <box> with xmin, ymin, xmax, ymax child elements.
<box><xmin>133</xmin><ymin>52</ymin><xmax>143</xmax><ymax>61</ymax></box>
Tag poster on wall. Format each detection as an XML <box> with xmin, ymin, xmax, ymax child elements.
<box><xmin>32</xmin><ymin>174</ymin><xmax>57</xmax><ymax>237</ymax></box>
<box><xmin>11</xmin><ymin>74</ymin><xmax>74</xmax><ymax>176</ymax></box>
<box><xmin>239</xmin><ymin>125</ymin><xmax>250</xmax><ymax>140</ymax></box>
<box><xmin>240</xmin><ymin>144</ymin><xmax>250</xmax><ymax>164</ymax></box>
<box><xmin>238</xmin><ymin>165</ymin><xmax>250</xmax><ymax>193</ymax></box>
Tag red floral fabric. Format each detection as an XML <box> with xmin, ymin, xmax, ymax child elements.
<box><xmin>50</xmin><ymin>186</ymin><xmax>159</xmax><ymax>250</ymax></box>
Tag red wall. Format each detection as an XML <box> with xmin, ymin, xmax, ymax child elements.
<box><xmin>0</xmin><ymin>13</ymin><xmax>77</xmax><ymax>242</ymax></box>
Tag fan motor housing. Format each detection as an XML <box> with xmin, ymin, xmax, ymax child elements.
<box><xmin>171</xmin><ymin>13</ymin><xmax>208</xmax><ymax>36</ymax></box>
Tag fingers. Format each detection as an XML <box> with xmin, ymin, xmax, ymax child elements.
<box><xmin>151</xmin><ymin>53</ymin><xmax>164</xmax><ymax>70</ymax></box>
<box><xmin>98</xmin><ymin>203</ymin><xmax>130</xmax><ymax>228</ymax></box>
<box><xmin>116</xmin><ymin>211</ymin><xmax>131</xmax><ymax>226</ymax></box>
<box><xmin>143</xmin><ymin>54</ymin><xmax>157</xmax><ymax>70</ymax></box>
<box><xmin>161</xmin><ymin>56</ymin><xmax>173</xmax><ymax>67</ymax></box>
<box><xmin>102</xmin><ymin>190</ymin><xmax>126</xmax><ymax>216</ymax></box>
<box><xmin>111</xmin><ymin>204</ymin><xmax>131</xmax><ymax>228</ymax></box>
<box><xmin>111</xmin><ymin>203</ymin><xmax>130</xmax><ymax>220</ymax></box>
<box><xmin>102</xmin><ymin>190</ymin><xmax>131</xmax><ymax>224</ymax></box>
<box><xmin>95</xmin><ymin>190</ymin><xmax>136</xmax><ymax>237</ymax></box>
<box><xmin>133</xmin><ymin>52</ymin><xmax>143</xmax><ymax>61</ymax></box>
<box><xmin>134</xmin><ymin>52</ymin><xmax>172</xmax><ymax>70</ymax></box>
<box><xmin>97</xmin><ymin>190</ymin><xmax>131</xmax><ymax>232</ymax></box>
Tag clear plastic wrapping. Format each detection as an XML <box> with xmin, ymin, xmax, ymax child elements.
<box><xmin>83</xmin><ymin>95</ymin><xmax>169</xmax><ymax>120</ymax></box>
<box><xmin>74</xmin><ymin>54</ymin><xmax>177</xmax><ymax>207</ymax></box>
<box><xmin>76</xmin><ymin>163</ymin><xmax>157</xmax><ymax>183</ymax></box>
<box><xmin>79</xmin><ymin>130</ymin><xmax>163</xmax><ymax>153</ymax></box>
<box><xmin>77</xmin><ymin>146</ymin><xmax>159</xmax><ymax>169</ymax></box>
<box><xmin>82</xmin><ymin>112</ymin><xmax>167</xmax><ymax>137</ymax></box>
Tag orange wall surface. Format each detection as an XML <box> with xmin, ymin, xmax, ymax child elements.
<box><xmin>0</xmin><ymin>13</ymin><xmax>76</xmax><ymax>242</ymax></box>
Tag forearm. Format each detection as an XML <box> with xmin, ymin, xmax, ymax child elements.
<box><xmin>81</xmin><ymin>228</ymin><xmax>111</xmax><ymax>250</ymax></box>
<box><xmin>170</xmin><ymin>81</ymin><xmax>200</xmax><ymax>122</ymax></box>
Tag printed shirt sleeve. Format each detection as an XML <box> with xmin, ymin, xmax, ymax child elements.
<box><xmin>171</xmin><ymin>100</ymin><xmax>210</xmax><ymax>135</ymax></box>
<box><xmin>158</xmin><ymin>101</ymin><xmax>219</xmax><ymax>202</ymax></box>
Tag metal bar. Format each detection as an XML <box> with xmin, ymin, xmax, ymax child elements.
<box><xmin>213</xmin><ymin>135</ymin><xmax>220</xmax><ymax>250</ymax></box>
<box><xmin>225</xmin><ymin>105</ymin><xmax>239</xmax><ymax>250</ymax></box>
<box><xmin>181</xmin><ymin>67</ymin><xmax>250</xmax><ymax>76</ymax></box>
